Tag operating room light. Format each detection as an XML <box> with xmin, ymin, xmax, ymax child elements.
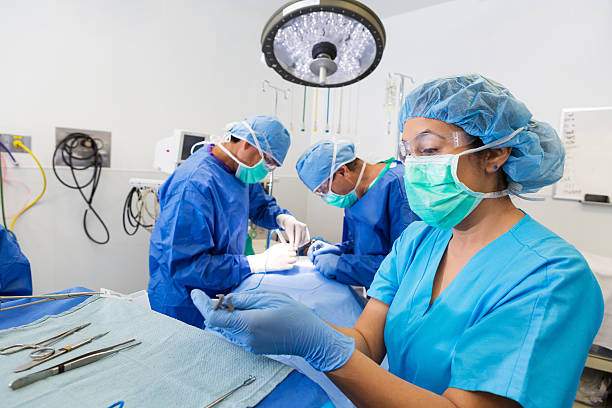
<box><xmin>261</xmin><ymin>0</ymin><xmax>386</xmax><ymax>88</ymax></box>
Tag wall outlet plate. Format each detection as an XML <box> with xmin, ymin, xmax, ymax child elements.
<box><xmin>0</xmin><ymin>133</ymin><xmax>33</xmax><ymax>153</ymax></box>
<box><xmin>54</xmin><ymin>127</ymin><xmax>112</xmax><ymax>168</ymax></box>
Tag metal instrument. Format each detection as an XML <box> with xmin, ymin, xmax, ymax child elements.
<box><xmin>13</xmin><ymin>332</ymin><xmax>109</xmax><ymax>372</ymax></box>
<box><xmin>204</xmin><ymin>375</ymin><xmax>256</xmax><ymax>408</ymax></box>
<box><xmin>0</xmin><ymin>292</ymin><xmax>100</xmax><ymax>312</ymax></box>
<box><xmin>8</xmin><ymin>338</ymin><xmax>141</xmax><ymax>390</ymax></box>
<box><xmin>0</xmin><ymin>323</ymin><xmax>91</xmax><ymax>359</ymax></box>
<box><xmin>213</xmin><ymin>294</ymin><xmax>234</xmax><ymax>312</ymax></box>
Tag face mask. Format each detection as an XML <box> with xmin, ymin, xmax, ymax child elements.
<box><xmin>403</xmin><ymin>127</ymin><xmax>524</xmax><ymax>229</ymax></box>
<box><xmin>321</xmin><ymin>142</ymin><xmax>366</xmax><ymax>208</ymax></box>
<box><xmin>218</xmin><ymin>121</ymin><xmax>271</xmax><ymax>184</ymax></box>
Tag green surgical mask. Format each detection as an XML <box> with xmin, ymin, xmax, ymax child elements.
<box><xmin>403</xmin><ymin>127</ymin><xmax>524</xmax><ymax>229</ymax></box>
<box><xmin>322</xmin><ymin>162</ymin><xmax>366</xmax><ymax>208</ymax></box>
<box><xmin>235</xmin><ymin>160</ymin><xmax>269</xmax><ymax>184</ymax></box>
<box><xmin>218</xmin><ymin>121</ymin><xmax>273</xmax><ymax>184</ymax></box>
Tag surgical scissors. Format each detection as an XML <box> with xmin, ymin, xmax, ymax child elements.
<box><xmin>0</xmin><ymin>323</ymin><xmax>90</xmax><ymax>359</ymax></box>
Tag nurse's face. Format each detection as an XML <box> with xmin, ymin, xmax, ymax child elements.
<box><xmin>402</xmin><ymin>117</ymin><xmax>511</xmax><ymax>193</ymax></box>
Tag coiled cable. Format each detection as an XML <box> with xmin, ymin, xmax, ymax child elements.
<box><xmin>52</xmin><ymin>132</ymin><xmax>109</xmax><ymax>244</ymax></box>
<box><xmin>122</xmin><ymin>187</ymin><xmax>158</xmax><ymax>235</ymax></box>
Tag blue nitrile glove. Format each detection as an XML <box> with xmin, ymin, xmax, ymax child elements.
<box><xmin>307</xmin><ymin>240</ymin><xmax>342</xmax><ymax>262</ymax></box>
<box><xmin>190</xmin><ymin>289</ymin><xmax>355</xmax><ymax>372</ymax></box>
<box><xmin>313</xmin><ymin>253</ymin><xmax>340</xmax><ymax>279</ymax></box>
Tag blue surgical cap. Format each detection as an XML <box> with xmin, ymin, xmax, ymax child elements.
<box><xmin>296</xmin><ymin>140</ymin><xmax>356</xmax><ymax>191</ymax></box>
<box><xmin>399</xmin><ymin>74</ymin><xmax>565</xmax><ymax>193</ymax></box>
<box><xmin>227</xmin><ymin>115</ymin><xmax>291</xmax><ymax>165</ymax></box>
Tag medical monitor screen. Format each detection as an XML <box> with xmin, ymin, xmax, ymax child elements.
<box><xmin>180</xmin><ymin>134</ymin><xmax>207</xmax><ymax>161</ymax></box>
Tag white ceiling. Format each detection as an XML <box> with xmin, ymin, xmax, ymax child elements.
<box><xmin>359</xmin><ymin>0</ymin><xmax>455</xmax><ymax>18</ymax></box>
<box><xmin>247</xmin><ymin>0</ymin><xmax>455</xmax><ymax>19</ymax></box>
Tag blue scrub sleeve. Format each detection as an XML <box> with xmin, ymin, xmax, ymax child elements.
<box><xmin>335</xmin><ymin>254</ymin><xmax>385</xmax><ymax>288</ymax></box>
<box><xmin>0</xmin><ymin>226</ymin><xmax>32</xmax><ymax>296</ymax></box>
<box><xmin>248</xmin><ymin>182</ymin><xmax>289</xmax><ymax>230</ymax></box>
<box><xmin>169</xmin><ymin>187</ymin><xmax>251</xmax><ymax>294</ymax></box>
<box><xmin>366</xmin><ymin>240</ymin><xmax>403</xmax><ymax>306</ymax></box>
<box><xmin>448</xmin><ymin>254</ymin><xmax>603</xmax><ymax>408</ymax></box>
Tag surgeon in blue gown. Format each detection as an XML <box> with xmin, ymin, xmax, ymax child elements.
<box><xmin>0</xmin><ymin>225</ymin><xmax>32</xmax><ymax>295</ymax></box>
<box><xmin>191</xmin><ymin>75</ymin><xmax>604</xmax><ymax>408</ymax></box>
<box><xmin>296</xmin><ymin>140</ymin><xmax>419</xmax><ymax>288</ymax></box>
<box><xmin>149</xmin><ymin>115</ymin><xmax>309</xmax><ymax>328</ymax></box>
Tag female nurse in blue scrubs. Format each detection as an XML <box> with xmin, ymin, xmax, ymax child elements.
<box><xmin>190</xmin><ymin>75</ymin><xmax>604</xmax><ymax>408</ymax></box>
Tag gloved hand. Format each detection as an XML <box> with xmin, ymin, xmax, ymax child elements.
<box><xmin>313</xmin><ymin>253</ymin><xmax>340</xmax><ymax>279</ymax></box>
<box><xmin>307</xmin><ymin>240</ymin><xmax>342</xmax><ymax>262</ymax></box>
<box><xmin>191</xmin><ymin>289</ymin><xmax>355</xmax><ymax>372</ymax></box>
<box><xmin>247</xmin><ymin>243</ymin><xmax>297</xmax><ymax>273</ymax></box>
<box><xmin>276</xmin><ymin>214</ymin><xmax>310</xmax><ymax>248</ymax></box>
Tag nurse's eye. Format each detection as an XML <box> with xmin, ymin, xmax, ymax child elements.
<box><xmin>419</xmin><ymin>147</ymin><xmax>439</xmax><ymax>155</ymax></box>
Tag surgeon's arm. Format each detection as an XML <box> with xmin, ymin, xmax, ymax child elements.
<box><xmin>248</xmin><ymin>182</ymin><xmax>288</xmax><ymax>229</ymax></box>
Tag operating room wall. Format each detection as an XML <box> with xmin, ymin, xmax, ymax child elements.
<box><xmin>0</xmin><ymin>0</ymin><xmax>312</xmax><ymax>294</ymax></box>
<box><xmin>352</xmin><ymin>0</ymin><xmax>612</xmax><ymax>257</ymax></box>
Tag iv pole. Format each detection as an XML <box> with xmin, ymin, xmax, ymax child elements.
<box><xmin>392</xmin><ymin>73</ymin><xmax>415</xmax><ymax>157</ymax></box>
<box><xmin>262</xmin><ymin>80</ymin><xmax>290</xmax><ymax>248</ymax></box>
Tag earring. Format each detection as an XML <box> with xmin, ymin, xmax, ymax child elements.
<box><xmin>494</xmin><ymin>165</ymin><xmax>498</xmax><ymax>170</ymax></box>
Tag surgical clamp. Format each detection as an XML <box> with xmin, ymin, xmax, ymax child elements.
<box><xmin>213</xmin><ymin>294</ymin><xmax>234</xmax><ymax>312</ymax></box>
<box><xmin>0</xmin><ymin>323</ymin><xmax>91</xmax><ymax>359</ymax></box>
<box><xmin>13</xmin><ymin>332</ymin><xmax>109</xmax><ymax>372</ymax></box>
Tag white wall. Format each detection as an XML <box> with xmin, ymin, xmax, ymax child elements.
<box><xmin>354</xmin><ymin>0</ymin><xmax>612</xmax><ymax>257</ymax></box>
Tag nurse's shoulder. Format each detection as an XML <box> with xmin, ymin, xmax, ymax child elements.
<box><xmin>510</xmin><ymin>215</ymin><xmax>603</xmax><ymax>311</ymax></box>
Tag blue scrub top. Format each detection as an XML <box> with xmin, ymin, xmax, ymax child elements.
<box><xmin>368</xmin><ymin>215</ymin><xmax>603</xmax><ymax>408</ymax></box>
<box><xmin>148</xmin><ymin>146</ymin><xmax>287</xmax><ymax>328</ymax></box>
<box><xmin>0</xmin><ymin>225</ymin><xmax>32</xmax><ymax>296</ymax></box>
<box><xmin>336</xmin><ymin>161</ymin><xmax>419</xmax><ymax>288</ymax></box>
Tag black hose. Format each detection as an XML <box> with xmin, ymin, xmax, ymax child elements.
<box><xmin>122</xmin><ymin>187</ymin><xmax>154</xmax><ymax>236</ymax></box>
<box><xmin>52</xmin><ymin>132</ymin><xmax>110</xmax><ymax>244</ymax></box>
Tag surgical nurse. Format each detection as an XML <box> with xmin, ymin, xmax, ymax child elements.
<box><xmin>149</xmin><ymin>115</ymin><xmax>309</xmax><ymax>328</ymax></box>
<box><xmin>191</xmin><ymin>75</ymin><xmax>604</xmax><ymax>407</ymax></box>
<box><xmin>296</xmin><ymin>140</ymin><xmax>419</xmax><ymax>288</ymax></box>
<box><xmin>0</xmin><ymin>224</ymin><xmax>32</xmax><ymax>295</ymax></box>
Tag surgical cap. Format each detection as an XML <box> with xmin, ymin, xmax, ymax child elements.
<box><xmin>399</xmin><ymin>74</ymin><xmax>565</xmax><ymax>193</ymax></box>
<box><xmin>296</xmin><ymin>140</ymin><xmax>356</xmax><ymax>191</ymax></box>
<box><xmin>227</xmin><ymin>115</ymin><xmax>291</xmax><ymax>165</ymax></box>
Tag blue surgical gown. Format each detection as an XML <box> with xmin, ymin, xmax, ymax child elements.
<box><xmin>0</xmin><ymin>225</ymin><xmax>32</xmax><ymax>295</ymax></box>
<box><xmin>368</xmin><ymin>214</ymin><xmax>603</xmax><ymax>408</ymax></box>
<box><xmin>336</xmin><ymin>161</ymin><xmax>419</xmax><ymax>288</ymax></box>
<box><xmin>148</xmin><ymin>147</ymin><xmax>288</xmax><ymax>328</ymax></box>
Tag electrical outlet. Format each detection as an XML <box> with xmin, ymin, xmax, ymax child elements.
<box><xmin>54</xmin><ymin>127</ymin><xmax>112</xmax><ymax>168</ymax></box>
<box><xmin>0</xmin><ymin>134</ymin><xmax>32</xmax><ymax>153</ymax></box>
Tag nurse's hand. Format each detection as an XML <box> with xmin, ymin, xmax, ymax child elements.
<box><xmin>191</xmin><ymin>289</ymin><xmax>355</xmax><ymax>372</ymax></box>
<box><xmin>308</xmin><ymin>240</ymin><xmax>342</xmax><ymax>262</ymax></box>
<box><xmin>247</xmin><ymin>243</ymin><xmax>296</xmax><ymax>273</ymax></box>
<box><xmin>313</xmin><ymin>253</ymin><xmax>340</xmax><ymax>279</ymax></box>
<box><xmin>276</xmin><ymin>214</ymin><xmax>310</xmax><ymax>248</ymax></box>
